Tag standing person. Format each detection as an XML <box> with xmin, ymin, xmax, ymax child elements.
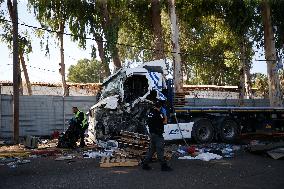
<box><xmin>142</xmin><ymin>100</ymin><xmax>172</xmax><ymax>171</ymax></box>
<box><xmin>72</xmin><ymin>107</ymin><xmax>88</xmax><ymax>147</ymax></box>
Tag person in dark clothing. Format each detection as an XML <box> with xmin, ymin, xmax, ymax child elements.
<box><xmin>72</xmin><ymin>107</ymin><xmax>88</xmax><ymax>147</ymax></box>
<box><xmin>142</xmin><ymin>100</ymin><xmax>172</xmax><ymax>171</ymax></box>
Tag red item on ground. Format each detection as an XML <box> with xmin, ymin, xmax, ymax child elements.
<box><xmin>52</xmin><ymin>131</ymin><xmax>60</xmax><ymax>139</ymax></box>
<box><xmin>187</xmin><ymin>146</ymin><xmax>196</xmax><ymax>154</ymax></box>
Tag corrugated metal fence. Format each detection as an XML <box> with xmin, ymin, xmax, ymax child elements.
<box><xmin>0</xmin><ymin>95</ymin><xmax>96</xmax><ymax>138</ymax></box>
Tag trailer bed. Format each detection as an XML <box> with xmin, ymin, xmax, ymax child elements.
<box><xmin>175</xmin><ymin>106</ymin><xmax>284</xmax><ymax>113</ymax></box>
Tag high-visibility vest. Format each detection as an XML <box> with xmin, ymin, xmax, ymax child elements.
<box><xmin>75</xmin><ymin>110</ymin><xmax>88</xmax><ymax>129</ymax></box>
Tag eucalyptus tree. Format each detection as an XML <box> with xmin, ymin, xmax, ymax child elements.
<box><xmin>261</xmin><ymin>0</ymin><xmax>282</xmax><ymax>106</ymax></box>
<box><xmin>0</xmin><ymin>0</ymin><xmax>33</xmax><ymax>95</ymax></box>
<box><xmin>168</xmin><ymin>0</ymin><xmax>182</xmax><ymax>93</ymax></box>
<box><xmin>175</xmin><ymin>0</ymin><xmax>242</xmax><ymax>85</ymax></box>
<box><xmin>29</xmin><ymin>0</ymin><xmax>71</xmax><ymax>96</ymax></box>
<box><xmin>67</xmin><ymin>0</ymin><xmax>124</xmax><ymax>76</ymax></box>
<box><xmin>220</xmin><ymin>0</ymin><xmax>260</xmax><ymax>101</ymax></box>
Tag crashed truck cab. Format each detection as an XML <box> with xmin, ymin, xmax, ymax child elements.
<box><xmin>87</xmin><ymin>60</ymin><xmax>168</xmax><ymax>142</ymax></box>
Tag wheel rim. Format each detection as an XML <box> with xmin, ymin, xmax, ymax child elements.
<box><xmin>198</xmin><ymin>126</ymin><xmax>210</xmax><ymax>140</ymax></box>
<box><xmin>223</xmin><ymin>123</ymin><xmax>235</xmax><ymax>138</ymax></box>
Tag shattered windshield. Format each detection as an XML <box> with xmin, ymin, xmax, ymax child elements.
<box><xmin>123</xmin><ymin>75</ymin><xmax>149</xmax><ymax>103</ymax></box>
<box><xmin>100</xmin><ymin>75</ymin><xmax>122</xmax><ymax>98</ymax></box>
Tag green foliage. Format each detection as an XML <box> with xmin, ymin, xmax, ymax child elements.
<box><xmin>15</xmin><ymin>0</ymin><xmax>284</xmax><ymax>87</ymax></box>
<box><xmin>67</xmin><ymin>59</ymin><xmax>105</xmax><ymax>83</ymax></box>
<box><xmin>251</xmin><ymin>73</ymin><xmax>269</xmax><ymax>98</ymax></box>
<box><xmin>270</xmin><ymin>1</ymin><xmax>284</xmax><ymax>59</ymax></box>
<box><xmin>178</xmin><ymin>14</ymin><xmax>241</xmax><ymax>85</ymax></box>
<box><xmin>0</xmin><ymin>1</ymin><xmax>32</xmax><ymax>57</ymax></box>
<box><xmin>118</xmin><ymin>0</ymin><xmax>171</xmax><ymax>62</ymax></box>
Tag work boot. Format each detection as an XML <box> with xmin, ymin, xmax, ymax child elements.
<box><xmin>142</xmin><ymin>163</ymin><xmax>152</xmax><ymax>170</ymax></box>
<box><xmin>161</xmin><ymin>164</ymin><xmax>173</xmax><ymax>172</ymax></box>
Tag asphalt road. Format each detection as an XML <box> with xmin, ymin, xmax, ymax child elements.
<box><xmin>0</xmin><ymin>151</ymin><xmax>283</xmax><ymax>189</ymax></box>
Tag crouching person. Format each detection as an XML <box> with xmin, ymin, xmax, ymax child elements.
<box><xmin>142</xmin><ymin>100</ymin><xmax>172</xmax><ymax>171</ymax></box>
<box><xmin>72</xmin><ymin>107</ymin><xmax>89</xmax><ymax>148</ymax></box>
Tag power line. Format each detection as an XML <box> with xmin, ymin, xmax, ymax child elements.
<box><xmin>6</xmin><ymin>63</ymin><xmax>57</xmax><ymax>73</ymax></box>
<box><xmin>0</xmin><ymin>18</ymin><xmax>278</xmax><ymax>62</ymax></box>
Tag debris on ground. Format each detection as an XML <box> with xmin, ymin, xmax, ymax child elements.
<box><xmin>100</xmin><ymin>156</ymin><xmax>139</xmax><ymax>168</ymax></box>
<box><xmin>23</xmin><ymin>136</ymin><xmax>38</xmax><ymax>149</ymax></box>
<box><xmin>38</xmin><ymin>139</ymin><xmax>58</xmax><ymax>149</ymax></box>
<box><xmin>176</xmin><ymin>143</ymin><xmax>242</xmax><ymax>161</ymax></box>
<box><xmin>247</xmin><ymin>141</ymin><xmax>284</xmax><ymax>160</ymax></box>
<box><xmin>97</xmin><ymin>140</ymin><xmax>118</xmax><ymax>150</ymax></box>
<box><xmin>115</xmin><ymin>131</ymin><xmax>150</xmax><ymax>159</ymax></box>
<box><xmin>95</xmin><ymin>131</ymin><xmax>150</xmax><ymax>168</ymax></box>
<box><xmin>178</xmin><ymin>152</ymin><xmax>222</xmax><ymax>161</ymax></box>
<box><xmin>83</xmin><ymin>151</ymin><xmax>110</xmax><ymax>159</ymax></box>
<box><xmin>0</xmin><ymin>157</ymin><xmax>31</xmax><ymax>168</ymax></box>
<box><xmin>55</xmin><ymin>155</ymin><xmax>74</xmax><ymax>161</ymax></box>
<box><xmin>267</xmin><ymin>148</ymin><xmax>284</xmax><ymax>160</ymax></box>
<box><xmin>0</xmin><ymin>151</ymin><xmax>31</xmax><ymax>158</ymax></box>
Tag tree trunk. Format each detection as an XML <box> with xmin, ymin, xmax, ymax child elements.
<box><xmin>58</xmin><ymin>22</ymin><xmax>69</xmax><ymax>96</ymax></box>
<box><xmin>99</xmin><ymin>1</ymin><xmax>121</xmax><ymax>72</ymax></box>
<box><xmin>19</xmin><ymin>53</ymin><xmax>32</xmax><ymax>95</ymax></box>
<box><xmin>8</xmin><ymin>0</ymin><xmax>32</xmax><ymax>96</ymax></box>
<box><xmin>168</xmin><ymin>0</ymin><xmax>183</xmax><ymax>93</ymax></box>
<box><xmin>261</xmin><ymin>0</ymin><xmax>282</xmax><ymax>107</ymax></box>
<box><xmin>243</xmin><ymin>49</ymin><xmax>252</xmax><ymax>99</ymax></box>
<box><xmin>151</xmin><ymin>0</ymin><xmax>164</xmax><ymax>60</ymax></box>
<box><xmin>95</xmin><ymin>35</ymin><xmax>111</xmax><ymax>77</ymax></box>
<box><xmin>11</xmin><ymin>0</ymin><xmax>19</xmax><ymax>143</ymax></box>
<box><xmin>239</xmin><ymin>40</ymin><xmax>252</xmax><ymax>103</ymax></box>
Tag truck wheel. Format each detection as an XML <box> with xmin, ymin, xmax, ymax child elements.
<box><xmin>219</xmin><ymin>119</ymin><xmax>239</xmax><ymax>143</ymax></box>
<box><xmin>192</xmin><ymin>119</ymin><xmax>214</xmax><ymax>143</ymax></box>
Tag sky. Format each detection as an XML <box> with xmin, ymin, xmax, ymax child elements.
<box><xmin>0</xmin><ymin>0</ymin><xmax>267</xmax><ymax>83</ymax></box>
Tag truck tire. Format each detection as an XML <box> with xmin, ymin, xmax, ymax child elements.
<box><xmin>192</xmin><ymin>118</ymin><xmax>214</xmax><ymax>143</ymax></box>
<box><xmin>219</xmin><ymin>119</ymin><xmax>239</xmax><ymax>143</ymax></box>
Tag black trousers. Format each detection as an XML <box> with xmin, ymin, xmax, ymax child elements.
<box><xmin>143</xmin><ymin>133</ymin><xmax>166</xmax><ymax>165</ymax></box>
<box><xmin>78</xmin><ymin>127</ymin><xmax>87</xmax><ymax>146</ymax></box>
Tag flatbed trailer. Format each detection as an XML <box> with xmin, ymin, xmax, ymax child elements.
<box><xmin>163</xmin><ymin>105</ymin><xmax>284</xmax><ymax>143</ymax></box>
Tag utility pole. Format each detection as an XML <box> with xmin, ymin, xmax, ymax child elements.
<box><xmin>12</xmin><ymin>0</ymin><xmax>19</xmax><ymax>143</ymax></box>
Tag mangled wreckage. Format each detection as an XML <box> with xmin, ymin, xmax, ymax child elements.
<box><xmin>88</xmin><ymin>60</ymin><xmax>168</xmax><ymax>141</ymax></box>
<box><xmin>87</xmin><ymin>59</ymin><xmax>284</xmax><ymax>144</ymax></box>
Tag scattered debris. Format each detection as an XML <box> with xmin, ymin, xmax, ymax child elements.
<box><xmin>176</xmin><ymin>143</ymin><xmax>242</xmax><ymax>161</ymax></box>
<box><xmin>38</xmin><ymin>139</ymin><xmax>58</xmax><ymax>149</ymax></box>
<box><xmin>178</xmin><ymin>152</ymin><xmax>222</xmax><ymax>161</ymax></box>
<box><xmin>55</xmin><ymin>155</ymin><xmax>74</xmax><ymax>161</ymax></box>
<box><xmin>2</xmin><ymin>158</ymin><xmax>31</xmax><ymax>168</ymax></box>
<box><xmin>0</xmin><ymin>152</ymin><xmax>31</xmax><ymax>158</ymax></box>
<box><xmin>247</xmin><ymin>141</ymin><xmax>284</xmax><ymax>159</ymax></box>
<box><xmin>247</xmin><ymin>141</ymin><xmax>284</xmax><ymax>152</ymax></box>
<box><xmin>30</xmin><ymin>149</ymin><xmax>61</xmax><ymax>157</ymax></box>
<box><xmin>23</xmin><ymin>136</ymin><xmax>38</xmax><ymax>149</ymax></box>
<box><xmin>115</xmin><ymin>131</ymin><xmax>149</xmax><ymax>159</ymax></box>
<box><xmin>83</xmin><ymin>151</ymin><xmax>112</xmax><ymax>159</ymax></box>
<box><xmin>97</xmin><ymin>140</ymin><xmax>118</xmax><ymax>150</ymax></box>
<box><xmin>100</xmin><ymin>156</ymin><xmax>139</xmax><ymax>168</ymax></box>
<box><xmin>267</xmin><ymin>148</ymin><xmax>284</xmax><ymax>160</ymax></box>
